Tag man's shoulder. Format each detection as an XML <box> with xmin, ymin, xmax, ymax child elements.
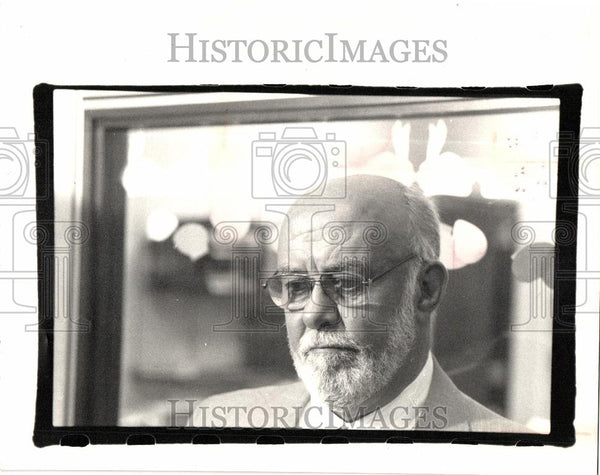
<box><xmin>450</xmin><ymin>385</ymin><xmax>531</xmax><ymax>433</ymax></box>
<box><xmin>202</xmin><ymin>380</ymin><xmax>308</xmax><ymax>407</ymax></box>
<box><xmin>426</xmin><ymin>359</ymin><xmax>533</xmax><ymax>433</ymax></box>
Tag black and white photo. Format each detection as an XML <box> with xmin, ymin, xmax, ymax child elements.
<box><xmin>35</xmin><ymin>88</ymin><xmax>577</xmax><ymax>443</ymax></box>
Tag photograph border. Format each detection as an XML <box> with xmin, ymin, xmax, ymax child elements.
<box><xmin>32</xmin><ymin>83</ymin><xmax>581</xmax><ymax>447</ymax></box>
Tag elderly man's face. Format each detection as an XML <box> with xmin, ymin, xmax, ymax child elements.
<box><xmin>279</xmin><ymin>204</ymin><xmax>421</xmax><ymax>412</ymax></box>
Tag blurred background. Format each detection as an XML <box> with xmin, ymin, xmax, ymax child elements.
<box><xmin>52</xmin><ymin>92</ymin><xmax>561</xmax><ymax>432</ymax></box>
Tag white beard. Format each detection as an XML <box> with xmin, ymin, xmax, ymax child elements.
<box><xmin>290</xmin><ymin>280</ymin><xmax>417</xmax><ymax>416</ymax></box>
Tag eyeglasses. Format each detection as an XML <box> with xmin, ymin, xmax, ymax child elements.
<box><xmin>263</xmin><ymin>253</ymin><xmax>419</xmax><ymax>311</ymax></box>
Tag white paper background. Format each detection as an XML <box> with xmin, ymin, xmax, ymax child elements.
<box><xmin>0</xmin><ymin>0</ymin><xmax>598</xmax><ymax>473</ymax></box>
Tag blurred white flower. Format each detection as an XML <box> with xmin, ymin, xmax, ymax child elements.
<box><xmin>440</xmin><ymin>219</ymin><xmax>488</xmax><ymax>270</ymax></box>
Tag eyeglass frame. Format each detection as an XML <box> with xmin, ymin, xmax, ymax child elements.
<box><xmin>262</xmin><ymin>252</ymin><xmax>421</xmax><ymax>310</ymax></box>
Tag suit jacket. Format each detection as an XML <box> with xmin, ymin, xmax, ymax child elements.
<box><xmin>196</xmin><ymin>358</ymin><xmax>529</xmax><ymax>432</ymax></box>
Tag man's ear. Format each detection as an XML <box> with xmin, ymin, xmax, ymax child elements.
<box><xmin>416</xmin><ymin>262</ymin><xmax>448</xmax><ymax>313</ymax></box>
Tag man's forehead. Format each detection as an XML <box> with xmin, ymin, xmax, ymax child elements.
<box><xmin>275</xmin><ymin>175</ymin><xmax>417</xmax><ymax>268</ymax></box>
<box><xmin>287</xmin><ymin>218</ymin><xmax>370</xmax><ymax>247</ymax></box>
<box><xmin>277</xmin><ymin>210</ymin><xmax>412</xmax><ymax>270</ymax></box>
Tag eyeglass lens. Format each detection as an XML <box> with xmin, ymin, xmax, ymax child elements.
<box><xmin>266</xmin><ymin>273</ymin><xmax>366</xmax><ymax>310</ymax></box>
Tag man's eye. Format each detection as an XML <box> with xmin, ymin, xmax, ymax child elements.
<box><xmin>286</xmin><ymin>278</ymin><xmax>310</xmax><ymax>294</ymax></box>
<box><xmin>334</xmin><ymin>274</ymin><xmax>362</xmax><ymax>291</ymax></box>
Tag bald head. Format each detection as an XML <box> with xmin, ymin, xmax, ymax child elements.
<box><xmin>278</xmin><ymin>175</ymin><xmax>441</xmax><ymax>269</ymax></box>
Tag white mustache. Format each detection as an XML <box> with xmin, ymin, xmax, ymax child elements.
<box><xmin>298</xmin><ymin>330</ymin><xmax>361</xmax><ymax>356</ymax></box>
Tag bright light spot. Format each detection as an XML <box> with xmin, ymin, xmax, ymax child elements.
<box><xmin>172</xmin><ymin>223</ymin><xmax>210</xmax><ymax>261</ymax></box>
<box><xmin>145</xmin><ymin>209</ymin><xmax>179</xmax><ymax>242</ymax></box>
<box><xmin>418</xmin><ymin>152</ymin><xmax>474</xmax><ymax>197</ymax></box>
<box><xmin>418</xmin><ymin>119</ymin><xmax>474</xmax><ymax>197</ymax></box>
<box><xmin>391</xmin><ymin>120</ymin><xmax>411</xmax><ymax>162</ymax></box>
<box><xmin>127</xmin><ymin>130</ymin><xmax>147</xmax><ymax>162</ymax></box>
<box><xmin>440</xmin><ymin>219</ymin><xmax>488</xmax><ymax>270</ymax></box>
<box><xmin>453</xmin><ymin>219</ymin><xmax>488</xmax><ymax>266</ymax></box>
<box><xmin>121</xmin><ymin>160</ymin><xmax>164</xmax><ymax>197</ymax></box>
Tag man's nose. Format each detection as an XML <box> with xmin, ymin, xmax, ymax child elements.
<box><xmin>301</xmin><ymin>283</ymin><xmax>342</xmax><ymax>330</ymax></box>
